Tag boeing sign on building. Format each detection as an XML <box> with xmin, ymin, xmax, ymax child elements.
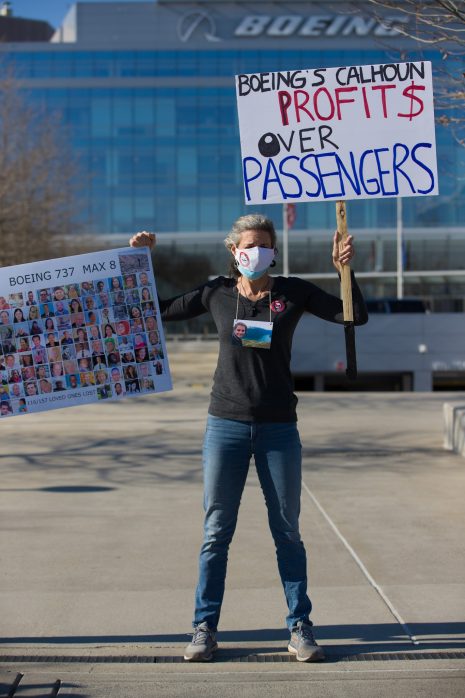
<box><xmin>176</xmin><ymin>12</ymin><xmax>409</xmax><ymax>43</ymax></box>
<box><xmin>52</xmin><ymin>1</ymin><xmax>414</xmax><ymax>49</ymax></box>
<box><xmin>233</xmin><ymin>15</ymin><xmax>408</xmax><ymax>38</ymax></box>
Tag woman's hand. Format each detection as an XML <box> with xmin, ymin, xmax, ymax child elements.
<box><xmin>129</xmin><ymin>231</ymin><xmax>156</xmax><ymax>250</ymax></box>
<box><xmin>332</xmin><ymin>231</ymin><xmax>354</xmax><ymax>273</ymax></box>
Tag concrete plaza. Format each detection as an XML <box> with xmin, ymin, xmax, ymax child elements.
<box><xmin>1</xmin><ymin>348</ymin><xmax>465</xmax><ymax>696</ymax></box>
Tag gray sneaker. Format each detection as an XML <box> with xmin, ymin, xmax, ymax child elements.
<box><xmin>288</xmin><ymin>621</ymin><xmax>325</xmax><ymax>662</ymax></box>
<box><xmin>184</xmin><ymin>622</ymin><xmax>218</xmax><ymax>662</ymax></box>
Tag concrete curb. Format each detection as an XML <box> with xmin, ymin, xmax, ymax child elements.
<box><xmin>443</xmin><ymin>402</ymin><xmax>465</xmax><ymax>456</ymax></box>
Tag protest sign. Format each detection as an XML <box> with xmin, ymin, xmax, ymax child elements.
<box><xmin>235</xmin><ymin>61</ymin><xmax>438</xmax><ymax>205</ymax></box>
<box><xmin>0</xmin><ymin>247</ymin><xmax>171</xmax><ymax>418</ymax></box>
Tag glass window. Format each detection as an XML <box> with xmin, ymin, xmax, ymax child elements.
<box><xmin>91</xmin><ymin>93</ymin><xmax>112</xmax><ymax>138</ymax></box>
<box><xmin>91</xmin><ymin>51</ymin><xmax>115</xmax><ymax>77</ymax></box>
<box><xmin>155</xmin><ymin>94</ymin><xmax>176</xmax><ymax>136</ymax></box>
<box><xmin>113</xmin><ymin>91</ymin><xmax>133</xmax><ymax>136</ymax></box>
<box><xmin>219</xmin><ymin>196</ymin><xmax>242</xmax><ymax>229</ymax></box>
<box><xmin>136</xmin><ymin>52</ymin><xmax>156</xmax><ymax>77</ymax></box>
<box><xmin>45</xmin><ymin>88</ymin><xmax>67</xmax><ymax>109</ymax></box>
<box><xmin>134</xmin><ymin>196</ymin><xmax>155</xmax><ymax>221</ymax></box>
<box><xmin>53</xmin><ymin>52</ymin><xmax>74</xmax><ymax>78</ymax></box>
<box><xmin>154</xmin><ymin>192</ymin><xmax>177</xmax><ymax>231</ymax></box>
<box><xmin>32</xmin><ymin>53</ymin><xmax>52</xmax><ymax>78</ymax></box>
<box><xmin>134</xmin><ymin>94</ymin><xmax>155</xmax><ymax>129</ymax></box>
<box><xmin>114</xmin><ymin>51</ymin><xmax>137</xmax><ymax>77</ymax></box>
<box><xmin>154</xmin><ymin>147</ymin><xmax>175</xmax><ymax>184</ymax></box>
<box><xmin>197</xmin><ymin>53</ymin><xmax>214</xmax><ymax>76</ymax></box>
<box><xmin>113</xmin><ymin>197</ymin><xmax>133</xmax><ymax>230</ymax></box>
<box><xmin>217</xmin><ymin>51</ymin><xmax>235</xmax><ymax>76</ymax></box>
<box><xmin>177</xmin><ymin>147</ymin><xmax>197</xmax><ymax>186</ymax></box>
<box><xmin>133</xmin><ymin>149</ymin><xmax>155</xmax><ymax>182</ymax></box>
<box><xmin>178</xmin><ymin>197</ymin><xmax>198</xmax><ymax>230</ymax></box>
<box><xmin>155</xmin><ymin>53</ymin><xmax>177</xmax><ymax>76</ymax></box>
<box><xmin>104</xmin><ymin>148</ymin><xmax>119</xmax><ymax>188</ymax></box>
<box><xmin>178</xmin><ymin>51</ymin><xmax>197</xmax><ymax>76</ymax></box>
<box><xmin>199</xmin><ymin>197</ymin><xmax>219</xmax><ymax>230</ymax></box>
<box><xmin>64</xmin><ymin>88</ymin><xmax>89</xmax><ymax>136</ymax></box>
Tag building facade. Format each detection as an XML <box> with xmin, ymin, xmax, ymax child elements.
<box><xmin>2</xmin><ymin>0</ymin><xmax>465</xmax><ymax>303</ymax></box>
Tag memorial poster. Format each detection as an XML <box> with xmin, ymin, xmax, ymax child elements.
<box><xmin>0</xmin><ymin>247</ymin><xmax>171</xmax><ymax>418</ymax></box>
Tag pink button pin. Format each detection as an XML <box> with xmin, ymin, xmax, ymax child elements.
<box><xmin>270</xmin><ymin>300</ymin><xmax>285</xmax><ymax>313</ymax></box>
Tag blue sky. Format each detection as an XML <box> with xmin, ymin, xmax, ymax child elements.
<box><xmin>11</xmin><ymin>1</ymin><xmax>145</xmax><ymax>28</ymax></box>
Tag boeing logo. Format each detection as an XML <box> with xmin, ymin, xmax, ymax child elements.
<box><xmin>234</xmin><ymin>15</ymin><xmax>409</xmax><ymax>38</ymax></box>
<box><xmin>176</xmin><ymin>12</ymin><xmax>409</xmax><ymax>43</ymax></box>
<box><xmin>177</xmin><ymin>11</ymin><xmax>222</xmax><ymax>43</ymax></box>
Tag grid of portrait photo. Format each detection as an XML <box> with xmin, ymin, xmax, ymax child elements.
<box><xmin>0</xmin><ymin>267</ymin><xmax>166</xmax><ymax>418</ymax></box>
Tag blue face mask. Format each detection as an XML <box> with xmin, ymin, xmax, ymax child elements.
<box><xmin>235</xmin><ymin>246</ymin><xmax>275</xmax><ymax>280</ymax></box>
<box><xmin>239</xmin><ymin>267</ymin><xmax>269</xmax><ymax>280</ymax></box>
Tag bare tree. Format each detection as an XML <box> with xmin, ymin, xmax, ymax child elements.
<box><xmin>0</xmin><ymin>74</ymin><xmax>80</xmax><ymax>267</ymax></box>
<box><xmin>364</xmin><ymin>0</ymin><xmax>465</xmax><ymax>144</ymax></box>
<box><xmin>365</xmin><ymin>0</ymin><xmax>464</xmax><ymax>46</ymax></box>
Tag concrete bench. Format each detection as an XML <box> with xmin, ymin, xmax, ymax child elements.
<box><xmin>443</xmin><ymin>402</ymin><xmax>465</xmax><ymax>456</ymax></box>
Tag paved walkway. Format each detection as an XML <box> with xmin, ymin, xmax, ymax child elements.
<box><xmin>1</xmin><ymin>349</ymin><xmax>464</xmax><ymax>696</ymax></box>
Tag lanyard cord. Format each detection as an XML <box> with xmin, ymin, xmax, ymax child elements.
<box><xmin>236</xmin><ymin>284</ymin><xmax>272</xmax><ymax>323</ymax></box>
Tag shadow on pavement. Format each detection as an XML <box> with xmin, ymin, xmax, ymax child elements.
<box><xmin>0</xmin><ymin>432</ymin><xmax>204</xmax><ymax>486</ymax></box>
<box><xmin>0</xmin><ymin>485</ymin><xmax>117</xmax><ymax>493</ymax></box>
<box><xmin>2</xmin><ymin>622</ymin><xmax>464</xmax><ymax>652</ymax></box>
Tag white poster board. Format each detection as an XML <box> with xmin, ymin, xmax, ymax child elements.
<box><xmin>0</xmin><ymin>247</ymin><xmax>171</xmax><ymax>418</ymax></box>
<box><xmin>235</xmin><ymin>61</ymin><xmax>438</xmax><ymax>205</ymax></box>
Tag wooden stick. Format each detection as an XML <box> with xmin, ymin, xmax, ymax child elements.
<box><xmin>335</xmin><ymin>200</ymin><xmax>357</xmax><ymax>379</ymax></box>
<box><xmin>335</xmin><ymin>200</ymin><xmax>353</xmax><ymax>322</ymax></box>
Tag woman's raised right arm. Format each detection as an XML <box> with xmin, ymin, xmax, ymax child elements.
<box><xmin>129</xmin><ymin>231</ymin><xmax>209</xmax><ymax>321</ymax></box>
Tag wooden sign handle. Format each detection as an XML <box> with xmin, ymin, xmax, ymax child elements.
<box><xmin>335</xmin><ymin>200</ymin><xmax>353</xmax><ymax>322</ymax></box>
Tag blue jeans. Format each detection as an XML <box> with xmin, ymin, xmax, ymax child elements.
<box><xmin>194</xmin><ymin>415</ymin><xmax>312</xmax><ymax>631</ymax></box>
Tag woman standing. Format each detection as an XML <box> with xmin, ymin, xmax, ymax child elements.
<box><xmin>129</xmin><ymin>214</ymin><xmax>368</xmax><ymax>663</ymax></box>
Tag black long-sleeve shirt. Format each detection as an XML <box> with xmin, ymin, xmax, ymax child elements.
<box><xmin>159</xmin><ymin>274</ymin><xmax>368</xmax><ymax>422</ymax></box>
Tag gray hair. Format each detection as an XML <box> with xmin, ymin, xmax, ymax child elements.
<box><xmin>224</xmin><ymin>213</ymin><xmax>277</xmax><ymax>252</ymax></box>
